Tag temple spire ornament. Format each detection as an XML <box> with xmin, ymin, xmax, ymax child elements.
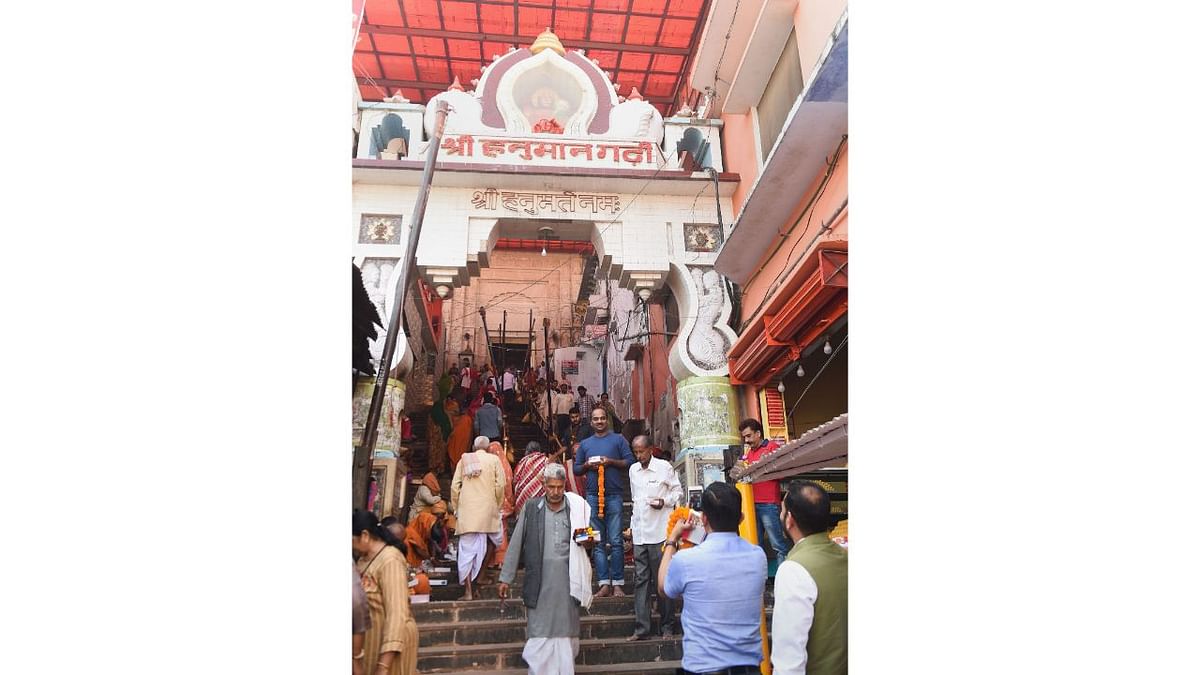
<box><xmin>530</xmin><ymin>28</ymin><xmax>566</xmax><ymax>56</ymax></box>
<box><xmin>448</xmin><ymin>76</ymin><xmax>464</xmax><ymax>92</ymax></box>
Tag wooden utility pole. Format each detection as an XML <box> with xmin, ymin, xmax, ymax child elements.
<box><xmin>500</xmin><ymin>310</ymin><xmax>507</xmax><ymax>372</ymax></box>
<box><xmin>478</xmin><ymin>306</ymin><xmax>490</xmax><ymax>367</ymax></box>
<box><xmin>353</xmin><ymin>99</ymin><xmax>449</xmax><ymax>511</ymax></box>
<box><xmin>527</xmin><ymin>309</ymin><xmax>534</xmax><ymax>371</ymax></box>
<box><xmin>543</xmin><ymin>316</ymin><xmax>553</xmax><ymax>440</ymax></box>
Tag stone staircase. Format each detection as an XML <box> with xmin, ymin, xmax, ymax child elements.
<box><xmin>406</xmin><ymin>408</ymin><xmax>431</xmax><ymax>477</ymax></box>
<box><xmin>503</xmin><ymin>402</ymin><xmax>553</xmax><ymax>463</ymax></box>
<box><xmin>413</xmin><ymin>500</ymin><xmax>777</xmax><ymax>673</ymax></box>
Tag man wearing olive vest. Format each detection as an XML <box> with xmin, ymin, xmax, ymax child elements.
<box><xmin>772</xmin><ymin>480</ymin><xmax>848</xmax><ymax>675</ymax></box>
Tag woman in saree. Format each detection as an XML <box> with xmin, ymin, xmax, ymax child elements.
<box><xmin>445</xmin><ymin>397</ymin><xmax>474</xmax><ymax>469</ymax></box>
<box><xmin>353</xmin><ymin>510</ymin><xmax>419</xmax><ymax>675</ymax></box>
<box><xmin>426</xmin><ymin>374</ymin><xmax>454</xmax><ymax>475</ymax></box>
<box><xmin>484</xmin><ymin>440</ymin><xmax>515</xmax><ymax>568</ymax></box>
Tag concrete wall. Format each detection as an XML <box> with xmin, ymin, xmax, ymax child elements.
<box><xmin>718</xmin><ymin>0</ymin><xmax>847</xmax><ymax>225</ymax></box>
<box><xmin>734</xmin><ymin>140</ymin><xmax>848</xmax><ymax>329</ymax></box>
<box><xmin>793</xmin><ymin>0</ymin><xmax>848</xmax><ymax>85</ymax></box>
<box><xmin>722</xmin><ymin>112</ymin><xmax>759</xmax><ymax>215</ymax></box>
<box><xmin>707</xmin><ymin>0</ymin><xmax>849</xmax><ymax>434</ymax></box>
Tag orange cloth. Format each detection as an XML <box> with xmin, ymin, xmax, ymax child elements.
<box><xmin>487</xmin><ymin>442</ymin><xmax>515</xmax><ymax>516</ymax></box>
<box><xmin>446</xmin><ymin>402</ymin><xmax>474</xmax><ymax>469</ymax></box>
<box><xmin>486</xmin><ymin>441</ymin><xmax>515</xmax><ymax>566</ymax></box>
<box><xmin>404</xmin><ymin>511</ymin><xmax>437</xmax><ymax>567</ymax></box>
<box><xmin>421</xmin><ymin>472</ymin><xmax>441</xmax><ymax>496</ymax></box>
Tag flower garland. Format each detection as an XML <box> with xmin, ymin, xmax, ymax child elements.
<box><xmin>596</xmin><ymin>463</ymin><xmax>605</xmax><ymax>517</ymax></box>
<box><xmin>663</xmin><ymin>507</ymin><xmax>699</xmax><ymax>552</ymax></box>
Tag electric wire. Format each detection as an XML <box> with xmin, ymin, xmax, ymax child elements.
<box><xmin>737</xmin><ymin>136</ymin><xmax>847</xmax><ymax>331</ymax></box>
<box><xmin>439</xmin><ymin>160</ymin><xmax>671</xmax><ymax>327</ymax></box>
<box><xmin>785</xmin><ymin>334</ymin><xmax>848</xmax><ymax>419</ymax></box>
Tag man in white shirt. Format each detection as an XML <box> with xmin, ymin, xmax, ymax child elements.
<box><xmin>626</xmin><ymin>434</ymin><xmax>682</xmax><ymax>640</ymax></box>
<box><xmin>551</xmin><ymin>383</ymin><xmax>575</xmax><ymax>446</ymax></box>
<box><xmin>772</xmin><ymin>480</ymin><xmax>847</xmax><ymax>675</ymax></box>
<box><xmin>459</xmin><ymin>359</ymin><xmax>475</xmax><ymax>392</ymax></box>
<box><xmin>501</xmin><ymin>366</ymin><xmax>517</xmax><ymax>413</ymax></box>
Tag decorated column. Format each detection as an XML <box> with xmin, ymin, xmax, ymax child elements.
<box><xmin>675</xmin><ymin>375</ymin><xmax>741</xmax><ymax>493</ymax></box>
<box><xmin>665</xmin><ymin>259</ymin><xmax>741</xmax><ymax>496</ymax></box>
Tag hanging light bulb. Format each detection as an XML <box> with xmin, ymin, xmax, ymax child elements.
<box><xmin>776</xmin><ymin>381</ymin><xmax>785</xmax><ymax>394</ymax></box>
<box><xmin>823</xmin><ymin>337</ymin><xmax>833</xmax><ymax>355</ymax></box>
<box><xmin>795</xmin><ymin>362</ymin><xmax>805</xmax><ymax>377</ymax></box>
<box><xmin>541</xmin><ymin>245</ymin><xmax>547</xmax><ymax>256</ymax></box>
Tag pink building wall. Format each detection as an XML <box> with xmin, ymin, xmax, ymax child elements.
<box><xmin>715</xmin><ymin>0</ymin><xmax>849</xmax><ymax>429</ymax></box>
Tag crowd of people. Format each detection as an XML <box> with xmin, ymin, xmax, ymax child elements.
<box><xmin>353</xmin><ymin>357</ymin><xmax>848</xmax><ymax>675</ymax></box>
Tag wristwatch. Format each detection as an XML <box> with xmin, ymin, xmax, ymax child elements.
<box><xmin>664</xmin><ymin>539</ymin><xmax>681</xmax><ymax>550</ymax></box>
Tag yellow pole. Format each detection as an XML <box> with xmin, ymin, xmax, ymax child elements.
<box><xmin>736</xmin><ymin>481</ymin><xmax>772</xmax><ymax>675</ymax></box>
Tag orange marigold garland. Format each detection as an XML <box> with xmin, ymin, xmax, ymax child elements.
<box><xmin>596</xmin><ymin>463</ymin><xmax>605</xmax><ymax>517</ymax></box>
<box><xmin>663</xmin><ymin>507</ymin><xmax>699</xmax><ymax>552</ymax></box>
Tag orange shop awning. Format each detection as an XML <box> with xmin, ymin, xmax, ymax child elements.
<box><xmin>727</xmin><ymin>242</ymin><xmax>847</xmax><ymax>386</ymax></box>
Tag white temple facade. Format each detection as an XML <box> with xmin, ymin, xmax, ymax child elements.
<box><xmin>352</xmin><ymin>30</ymin><xmax>741</xmax><ymax>492</ymax></box>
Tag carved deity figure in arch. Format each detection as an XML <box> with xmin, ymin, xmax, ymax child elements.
<box><xmin>514</xmin><ymin>65</ymin><xmax>584</xmax><ymax>130</ymax></box>
<box><xmin>361</xmin><ymin>258</ymin><xmax>398</xmax><ymax>364</ymax></box>
<box><xmin>686</xmin><ymin>267</ymin><xmax>732</xmax><ymax>371</ymax></box>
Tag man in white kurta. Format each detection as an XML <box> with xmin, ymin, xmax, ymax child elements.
<box><xmin>450</xmin><ymin>435</ymin><xmax>506</xmax><ymax>600</ymax></box>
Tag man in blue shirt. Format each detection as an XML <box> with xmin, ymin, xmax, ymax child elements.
<box><xmin>573</xmin><ymin>404</ymin><xmax>635</xmax><ymax>596</ymax></box>
<box><xmin>473</xmin><ymin>392</ymin><xmax>504</xmax><ymax>442</ymax></box>
<box><xmin>659</xmin><ymin>481</ymin><xmax>767</xmax><ymax>674</ymax></box>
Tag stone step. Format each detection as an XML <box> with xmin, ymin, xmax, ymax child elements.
<box><xmin>420</xmin><ymin>612</ymin><xmax>688</xmax><ymax>647</ymax></box>
<box><xmin>427</xmin><ymin>567</ymin><xmax>637</xmax><ymax>602</ymax></box>
<box><xmin>413</xmin><ymin>590</ymin><xmax>775</xmax><ymax>623</ymax></box>
<box><xmin>419</xmin><ymin>608</ymin><xmax>776</xmax><ymax>647</ymax></box>
<box><xmin>470</xmin><ymin>663</ymin><xmax>682</xmax><ymax>675</ymax></box>
<box><xmin>417</xmin><ymin>634</ymin><xmax>684</xmax><ymax>672</ymax></box>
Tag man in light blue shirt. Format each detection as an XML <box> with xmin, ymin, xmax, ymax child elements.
<box><xmin>659</xmin><ymin>481</ymin><xmax>767</xmax><ymax>675</ymax></box>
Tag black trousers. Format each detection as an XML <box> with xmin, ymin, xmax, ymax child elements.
<box><xmin>633</xmin><ymin>543</ymin><xmax>676</xmax><ymax>636</ymax></box>
<box><xmin>555</xmin><ymin>414</ymin><xmax>571</xmax><ymax>446</ymax></box>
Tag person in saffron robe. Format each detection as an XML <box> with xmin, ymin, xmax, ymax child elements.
<box><xmin>404</xmin><ymin>510</ymin><xmax>440</xmax><ymax>568</ymax></box>
<box><xmin>486</xmin><ymin>440</ymin><xmax>516</xmax><ymax>569</ymax></box>
<box><xmin>446</xmin><ymin>397</ymin><xmax>474</xmax><ymax>469</ymax></box>
<box><xmin>353</xmin><ymin>510</ymin><xmax>419</xmax><ymax>675</ymax></box>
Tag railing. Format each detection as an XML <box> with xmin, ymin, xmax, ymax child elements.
<box><xmin>515</xmin><ymin>379</ymin><xmax>564</xmax><ymax>463</ymax></box>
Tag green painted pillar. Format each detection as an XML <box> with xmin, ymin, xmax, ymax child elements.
<box><xmin>673</xmin><ymin>375</ymin><xmax>741</xmax><ymax>496</ymax></box>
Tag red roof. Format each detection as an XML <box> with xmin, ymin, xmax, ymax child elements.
<box><xmin>353</xmin><ymin>0</ymin><xmax>712</xmax><ymax>117</ymax></box>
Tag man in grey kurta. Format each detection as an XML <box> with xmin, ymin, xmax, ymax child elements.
<box><xmin>499</xmin><ymin>465</ymin><xmax>583</xmax><ymax>674</ymax></box>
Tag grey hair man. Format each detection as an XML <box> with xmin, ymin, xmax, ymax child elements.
<box><xmin>450</xmin><ymin>433</ymin><xmax>507</xmax><ymax>600</ymax></box>
<box><xmin>499</xmin><ymin>463</ymin><xmax>594</xmax><ymax>674</ymax></box>
<box><xmin>626</xmin><ymin>434</ymin><xmax>683</xmax><ymax>640</ymax></box>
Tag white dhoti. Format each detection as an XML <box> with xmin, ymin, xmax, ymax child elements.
<box><xmin>522</xmin><ymin>636</ymin><xmax>579</xmax><ymax>675</ymax></box>
<box><xmin>457</xmin><ymin>531</ymin><xmax>503</xmax><ymax>583</ymax></box>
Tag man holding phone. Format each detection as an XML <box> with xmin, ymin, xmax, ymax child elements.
<box><xmin>659</xmin><ymin>482</ymin><xmax>767</xmax><ymax>674</ymax></box>
<box><xmin>626</xmin><ymin>434</ymin><xmax>682</xmax><ymax>640</ymax></box>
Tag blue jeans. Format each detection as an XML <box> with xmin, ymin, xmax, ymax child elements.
<box><xmin>755</xmin><ymin>502</ymin><xmax>792</xmax><ymax>560</ymax></box>
<box><xmin>587</xmin><ymin>493</ymin><xmax>625</xmax><ymax>585</ymax></box>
